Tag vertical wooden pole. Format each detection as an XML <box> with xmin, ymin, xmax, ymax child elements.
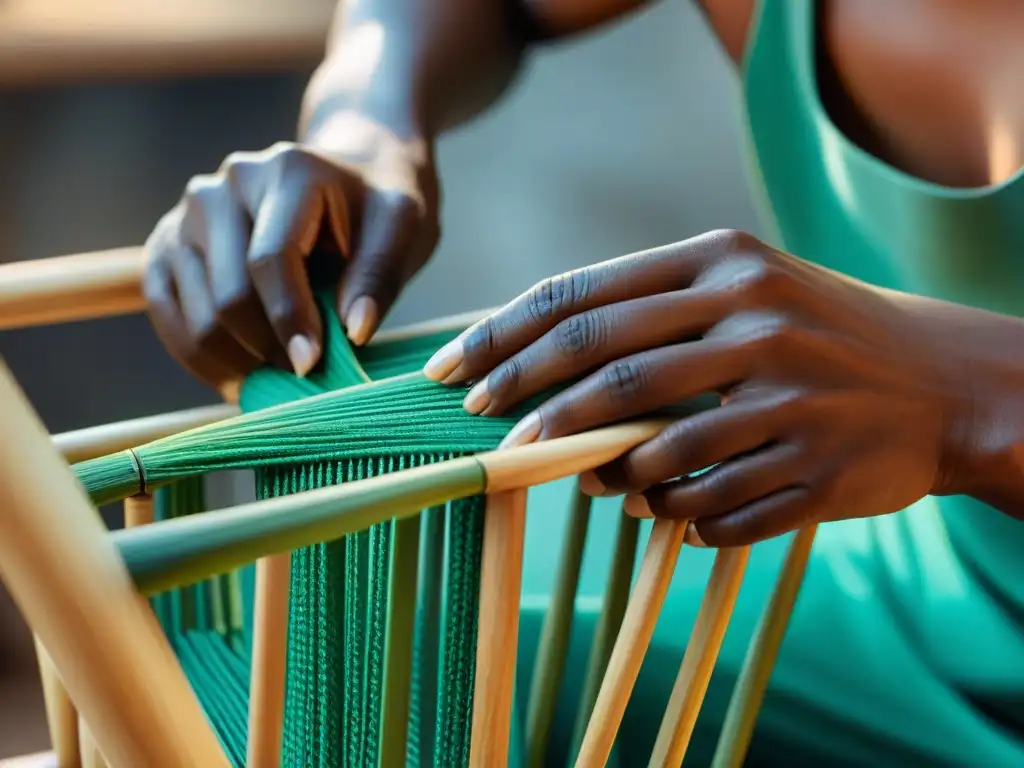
<box><xmin>574</xmin><ymin>518</ymin><xmax>686</xmax><ymax>768</ymax></box>
<box><xmin>0</xmin><ymin>360</ymin><xmax>229</xmax><ymax>767</ymax></box>
<box><xmin>469</xmin><ymin>489</ymin><xmax>528</xmax><ymax>767</ymax></box>
<box><xmin>710</xmin><ymin>526</ymin><xmax>818</xmax><ymax>768</ymax></box>
<box><xmin>246</xmin><ymin>553</ymin><xmax>291</xmax><ymax>768</ymax></box>
<box><xmin>525</xmin><ymin>483</ymin><xmax>591</xmax><ymax>768</ymax></box>
<box><xmin>35</xmin><ymin>640</ymin><xmax>79</xmax><ymax>767</ymax></box>
<box><xmin>648</xmin><ymin>546</ymin><xmax>750</xmax><ymax>767</ymax></box>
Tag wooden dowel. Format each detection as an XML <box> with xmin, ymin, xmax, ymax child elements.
<box><xmin>75</xmin><ymin>722</ymin><xmax>102</xmax><ymax>768</ymax></box>
<box><xmin>373</xmin><ymin>307</ymin><xmax>498</xmax><ymax>344</ymax></box>
<box><xmin>574</xmin><ymin>518</ymin><xmax>686</xmax><ymax>768</ymax></box>
<box><xmin>569</xmin><ymin>509</ymin><xmax>640</xmax><ymax>760</ymax></box>
<box><xmin>0</xmin><ymin>0</ymin><xmax>333</xmax><ymax>87</ymax></box>
<box><xmin>34</xmin><ymin>640</ymin><xmax>79</xmax><ymax>768</ymax></box>
<box><xmin>0</xmin><ymin>242</ymin><xmax>496</xmax><ymax>346</ymax></box>
<box><xmin>246</xmin><ymin>553</ymin><xmax>291</xmax><ymax>768</ymax></box>
<box><xmin>525</xmin><ymin>483</ymin><xmax>591</xmax><ymax>768</ymax></box>
<box><xmin>124</xmin><ymin>494</ymin><xmax>154</xmax><ymax>528</ymax></box>
<box><xmin>0</xmin><ymin>248</ymin><xmax>145</xmax><ymax>331</ymax></box>
<box><xmin>482</xmin><ymin>419</ymin><xmax>670</xmax><ymax>492</ymax></box>
<box><xmin>469</xmin><ymin>489</ymin><xmax>528</xmax><ymax>767</ymax></box>
<box><xmin>0</xmin><ymin>360</ymin><xmax>229</xmax><ymax>767</ymax></box>
<box><xmin>711</xmin><ymin>526</ymin><xmax>818</xmax><ymax>768</ymax></box>
<box><xmin>52</xmin><ymin>403</ymin><xmax>240</xmax><ymax>464</ymax></box>
<box><xmin>648</xmin><ymin>545</ymin><xmax>750</xmax><ymax>768</ymax></box>
<box><xmin>76</xmin><ymin>497</ymin><xmax>153</xmax><ymax>768</ymax></box>
<box><xmin>379</xmin><ymin>513</ymin><xmax>421</xmax><ymax>766</ymax></box>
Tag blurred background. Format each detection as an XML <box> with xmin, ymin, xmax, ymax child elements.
<box><xmin>0</xmin><ymin>0</ymin><xmax>761</xmax><ymax>757</ymax></box>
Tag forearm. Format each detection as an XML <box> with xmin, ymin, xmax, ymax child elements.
<box><xmin>299</xmin><ymin>0</ymin><xmax>654</xmax><ymax>144</ymax></box>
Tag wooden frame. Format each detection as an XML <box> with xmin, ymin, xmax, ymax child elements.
<box><xmin>0</xmin><ymin>247</ymin><xmax>817</xmax><ymax>767</ymax></box>
<box><xmin>0</xmin><ymin>1</ymin><xmax>335</xmax><ymax>87</ymax></box>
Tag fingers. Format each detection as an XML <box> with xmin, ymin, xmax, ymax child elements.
<box><xmin>338</xmin><ymin>189</ymin><xmax>436</xmax><ymax>345</ymax></box>
<box><xmin>621</xmin><ymin>452</ymin><xmax>815</xmax><ymax>547</ymax></box>
<box><xmin>642</xmin><ymin>442</ymin><xmax>804</xmax><ymax>522</ymax></box>
<box><xmin>423</xmin><ymin>229</ymin><xmax>753</xmax><ymax>383</ymax></box>
<box><xmin>460</xmin><ymin>291</ymin><xmax>725</xmax><ymax>416</ymax></box>
<box><xmin>498</xmin><ymin>341</ymin><xmax>746</xmax><ymax>448</ymax></box>
<box><xmin>585</xmin><ymin>392</ymin><xmax>802</xmax><ymax>496</ymax></box>
<box><xmin>694</xmin><ymin>488</ymin><xmax>817</xmax><ymax>547</ymax></box>
<box><xmin>247</xmin><ymin>182</ymin><xmax>327</xmax><ymax>375</ymax></box>
<box><xmin>189</xmin><ymin>178</ymin><xmax>290</xmax><ymax>370</ymax></box>
<box><xmin>143</xmin><ymin>251</ymin><xmax>258</xmax><ymax>388</ymax></box>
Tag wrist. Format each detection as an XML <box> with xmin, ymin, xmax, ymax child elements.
<box><xmin>935</xmin><ymin>365</ymin><xmax>1024</xmax><ymax>521</ymax></box>
<box><xmin>300</xmin><ymin>46</ymin><xmax>432</xmax><ymax>148</ymax></box>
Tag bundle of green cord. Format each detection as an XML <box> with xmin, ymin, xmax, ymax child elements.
<box><xmin>74</xmin><ymin>294</ymin><xmax>541</xmax><ymax>766</ymax></box>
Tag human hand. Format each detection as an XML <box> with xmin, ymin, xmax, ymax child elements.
<box><xmin>144</xmin><ymin>112</ymin><xmax>439</xmax><ymax>390</ymax></box>
<box><xmin>424</xmin><ymin>230</ymin><xmax>978</xmax><ymax>547</ymax></box>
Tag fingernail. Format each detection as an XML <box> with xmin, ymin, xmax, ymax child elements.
<box><xmin>578</xmin><ymin>471</ymin><xmax>607</xmax><ymax>497</ymax></box>
<box><xmin>463</xmin><ymin>379</ymin><xmax>491</xmax><ymax>415</ymax></box>
<box><xmin>685</xmin><ymin>521</ymin><xmax>708</xmax><ymax>548</ymax></box>
<box><xmin>287</xmin><ymin>334</ymin><xmax>320</xmax><ymax>378</ymax></box>
<box><xmin>499</xmin><ymin>413</ymin><xmax>541</xmax><ymax>449</ymax></box>
<box><xmin>423</xmin><ymin>340</ymin><xmax>464</xmax><ymax>382</ymax></box>
<box><xmin>346</xmin><ymin>296</ymin><xmax>379</xmax><ymax>346</ymax></box>
<box><xmin>623</xmin><ymin>494</ymin><xmax>654</xmax><ymax>519</ymax></box>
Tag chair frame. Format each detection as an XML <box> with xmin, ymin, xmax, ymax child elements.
<box><xmin>0</xmin><ymin>247</ymin><xmax>815</xmax><ymax>768</ymax></box>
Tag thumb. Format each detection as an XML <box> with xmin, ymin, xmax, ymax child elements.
<box><xmin>339</xmin><ymin>190</ymin><xmax>434</xmax><ymax>345</ymax></box>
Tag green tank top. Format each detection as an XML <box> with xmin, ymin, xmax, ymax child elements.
<box><xmin>741</xmin><ymin>0</ymin><xmax>1024</xmax><ymax>753</ymax></box>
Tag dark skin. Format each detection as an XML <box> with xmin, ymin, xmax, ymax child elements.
<box><xmin>145</xmin><ymin>0</ymin><xmax>1024</xmax><ymax>543</ymax></box>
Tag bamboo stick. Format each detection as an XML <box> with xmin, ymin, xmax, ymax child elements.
<box><xmin>483</xmin><ymin>420</ymin><xmax>669</xmax><ymax>491</ymax></box>
<box><xmin>0</xmin><ymin>359</ymin><xmax>229</xmax><ymax>767</ymax></box>
<box><xmin>469</xmin><ymin>489</ymin><xmax>528</xmax><ymax>767</ymax></box>
<box><xmin>76</xmin><ymin>495</ymin><xmax>156</xmax><ymax>768</ymax></box>
<box><xmin>74</xmin><ymin>724</ymin><xmax>101</xmax><ymax>768</ymax></box>
<box><xmin>569</xmin><ymin>509</ymin><xmax>640</xmax><ymax>761</ymax></box>
<box><xmin>379</xmin><ymin>514</ymin><xmax>421</xmax><ymax>767</ymax></box>
<box><xmin>574</xmin><ymin>519</ymin><xmax>686</xmax><ymax>767</ymax></box>
<box><xmin>0</xmin><ymin>248</ymin><xmax>145</xmax><ymax>331</ymax></box>
<box><xmin>0</xmin><ymin>243</ymin><xmax>496</xmax><ymax>342</ymax></box>
<box><xmin>246</xmin><ymin>553</ymin><xmax>291</xmax><ymax>768</ymax></box>
<box><xmin>52</xmin><ymin>403</ymin><xmax>240</xmax><ymax>464</ymax></box>
<box><xmin>0</xmin><ymin>0</ymin><xmax>332</xmax><ymax>87</ymax></box>
<box><xmin>34</xmin><ymin>640</ymin><xmax>79</xmax><ymax>768</ymax></box>
<box><xmin>525</xmin><ymin>483</ymin><xmax>591</xmax><ymax>768</ymax></box>
<box><xmin>648</xmin><ymin>545</ymin><xmax>750</xmax><ymax>767</ymax></box>
<box><xmin>711</xmin><ymin>526</ymin><xmax>818</xmax><ymax>768</ymax></box>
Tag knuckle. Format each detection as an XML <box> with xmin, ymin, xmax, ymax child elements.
<box><xmin>660</xmin><ymin>420</ymin><xmax>703</xmax><ymax>471</ymax></box>
<box><xmin>598</xmin><ymin>358</ymin><xmax>648</xmax><ymax>404</ymax></box>
<box><xmin>487</xmin><ymin>357</ymin><xmax>523</xmax><ymax>400</ymax></box>
<box><xmin>552</xmin><ymin>310</ymin><xmax>604</xmax><ymax>357</ymax></box>
<box><xmin>379</xmin><ymin>188</ymin><xmax>427</xmax><ymax>223</ymax></box>
<box><xmin>617</xmin><ymin>453</ymin><xmax>656</xmax><ymax>492</ymax></box>
<box><xmin>731</xmin><ymin>258</ymin><xmax>788</xmax><ymax>302</ymax></box>
<box><xmin>692</xmin><ymin>468</ymin><xmax>736</xmax><ymax>511</ymax></box>
<box><xmin>183</xmin><ymin>173</ymin><xmax>221</xmax><ymax>204</ymax></box>
<box><xmin>462</xmin><ymin>316</ymin><xmax>501</xmax><ymax>359</ymax></box>
<box><xmin>526</xmin><ymin>269</ymin><xmax>590</xmax><ymax>324</ymax></box>
<box><xmin>350</xmin><ymin>258</ymin><xmax>401</xmax><ymax>296</ymax></box>
<box><xmin>272</xmin><ymin>142</ymin><xmax>312</xmax><ymax>173</ymax></box>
